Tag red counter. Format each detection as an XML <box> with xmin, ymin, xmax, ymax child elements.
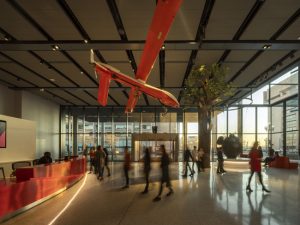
<box><xmin>0</xmin><ymin>158</ymin><xmax>86</xmax><ymax>220</ymax></box>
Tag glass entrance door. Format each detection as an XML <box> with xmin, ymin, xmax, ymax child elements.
<box><xmin>134</xmin><ymin>140</ymin><xmax>175</xmax><ymax>161</ymax></box>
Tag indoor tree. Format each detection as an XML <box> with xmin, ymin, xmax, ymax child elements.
<box><xmin>183</xmin><ymin>64</ymin><xmax>234</xmax><ymax>167</ymax></box>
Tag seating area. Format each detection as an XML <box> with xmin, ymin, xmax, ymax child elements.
<box><xmin>269</xmin><ymin>156</ymin><xmax>299</xmax><ymax>169</ymax></box>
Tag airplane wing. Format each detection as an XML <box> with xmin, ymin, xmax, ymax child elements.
<box><xmin>125</xmin><ymin>0</ymin><xmax>183</xmax><ymax>112</ymax></box>
<box><xmin>92</xmin><ymin>56</ymin><xmax>179</xmax><ymax>109</ymax></box>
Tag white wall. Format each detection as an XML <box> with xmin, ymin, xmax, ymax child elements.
<box><xmin>21</xmin><ymin>91</ymin><xmax>60</xmax><ymax>160</ymax></box>
<box><xmin>0</xmin><ymin>114</ymin><xmax>36</xmax><ymax>176</ymax></box>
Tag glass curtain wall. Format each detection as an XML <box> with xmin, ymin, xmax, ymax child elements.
<box><xmin>60</xmin><ymin>107</ymin><xmax>191</xmax><ymax>161</ymax></box>
<box><xmin>214</xmin><ymin>65</ymin><xmax>299</xmax><ymax>159</ymax></box>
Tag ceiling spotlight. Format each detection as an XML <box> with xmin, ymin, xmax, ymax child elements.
<box><xmin>4</xmin><ymin>35</ymin><xmax>10</xmax><ymax>41</ymax></box>
<box><xmin>161</xmin><ymin>45</ymin><xmax>165</xmax><ymax>50</ymax></box>
<box><xmin>80</xmin><ymin>71</ymin><xmax>84</xmax><ymax>74</ymax></box>
<box><xmin>40</xmin><ymin>88</ymin><xmax>45</xmax><ymax>92</ymax></box>
<box><xmin>49</xmin><ymin>78</ymin><xmax>55</xmax><ymax>82</ymax></box>
<box><xmin>262</xmin><ymin>44</ymin><xmax>271</xmax><ymax>50</ymax></box>
<box><xmin>129</xmin><ymin>60</ymin><xmax>132</xmax><ymax>63</ymax></box>
<box><xmin>297</xmin><ymin>36</ymin><xmax>300</xmax><ymax>40</ymax></box>
<box><xmin>84</xmin><ymin>39</ymin><xmax>88</xmax><ymax>44</ymax></box>
<box><xmin>52</xmin><ymin>45</ymin><xmax>60</xmax><ymax>51</ymax></box>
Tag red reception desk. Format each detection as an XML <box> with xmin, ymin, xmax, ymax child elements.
<box><xmin>0</xmin><ymin>157</ymin><xmax>86</xmax><ymax>220</ymax></box>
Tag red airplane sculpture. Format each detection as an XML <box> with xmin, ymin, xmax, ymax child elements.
<box><xmin>91</xmin><ymin>0</ymin><xmax>183</xmax><ymax>113</ymax></box>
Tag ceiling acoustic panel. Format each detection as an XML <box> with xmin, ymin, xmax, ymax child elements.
<box><xmin>66</xmin><ymin>0</ymin><xmax>120</xmax><ymax>40</ymax></box>
<box><xmin>234</xmin><ymin>51</ymin><xmax>290</xmax><ymax>86</ymax></box>
<box><xmin>205</xmin><ymin>0</ymin><xmax>255</xmax><ymax>40</ymax></box>
<box><xmin>67</xmin><ymin>51</ymin><xmax>98</xmax><ymax>85</ymax></box>
<box><xmin>18</xmin><ymin>0</ymin><xmax>82</xmax><ymax>40</ymax></box>
<box><xmin>165</xmin><ymin>62</ymin><xmax>187</xmax><ymax>87</ymax></box>
<box><xmin>0</xmin><ymin>1</ymin><xmax>46</xmax><ymax>40</ymax></box>
<box><xmin>195</xmin><ymin>50</ymin><xmax>223</xmax><ymax>66</ymax></box>
<box><xmin>0</xmin><ymin>70</ymin><xmax>32</xmax><ymax>87</ymax></box>
<box><xmin>223</xmin><ymin>63</ymin><xmax>245</xmax><ymax>82</ymax></box>
<box><xmin>3</xmin><ymin>51</ymin><xmax>77</xmax><ymax>87</ymax></box>
<box><xmin>165</xmin><ymin>50</ymin><xmax>190</xmax><ymax>62</ymax></box>
<box><xmin>68</xmin><ymin>89</ymin><xmax>98</xmax><ymax>105</ymax></box>
<box><xmin>277</xmin><ymin>19</ymin><xmax>300</xmax><ymax>40</ymax></box>
<box><xmin>31</xmin><ymin>90</ymin><xmax>67</xmax><ymax>105</ymax></box>
<box><xmin>167</xmin><ymin>0</ymin><xmax>205</xmax><ymax>40</ymax></box>
<box><xmin>35</xmin><ymin>51</ymin><xmax>69</xmax><ymax>62</ymax></box>
<box><xmin>117</xmin><ymin>0</ymin><xmax>155</xmax><ymax>40</ymax></box>
<box><xmin>225</xmin><ymin>50</ymin><xmax>258</xmax><ymax>63</ymax></box>
<box><xmin>101</xmin><ymin>51</ymin><xmax>129</xmax><ymax>63</ymax></box>
<box><xmin>240</xmin><ymin>0</ymin><xmax>300</xmax><ymax>40</ymax></box>
<box><xmin>0</xmin><ymin>62</ymin><xmax>54</xmax><ymax>87</ymax></box>
<box><xmin>110</xmin><ymin>62</ymin><xmax>134</xmax><ymax>79</ymax></box>
<box><xmin>51</xmin><ymin>89</ymin><xmax>86</xmax><ymax>105</ymax></box>
<box><xmin>54</xmin><ymin>63</ymin><xmax>96</xmax><ymax>87</ymax></box>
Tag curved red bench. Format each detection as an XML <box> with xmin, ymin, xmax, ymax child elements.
<box><xmin>269</xmin><ymin>156</ymin><xmax>298</xmax><ymax>169</ymax></box>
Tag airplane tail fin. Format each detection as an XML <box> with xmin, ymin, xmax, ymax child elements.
<box><xmin>125</xmin><ymin>87</ymin><xmax>141</xmax><ymax>113</ymax></box>
<box><xmin>94</xmin><ymin>65</ymin><xmax>111</xmax><ymax>106</ymax></box>
<box><xmin>90</xmin><ymin>49</ymin><xmax>95</xmax><ymax>65</ymax></box>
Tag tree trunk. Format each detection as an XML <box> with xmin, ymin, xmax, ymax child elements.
<box><xmin>198</xmin><ymin>108</ymin><xmax>211</xmax><ymax>168</ymax></box>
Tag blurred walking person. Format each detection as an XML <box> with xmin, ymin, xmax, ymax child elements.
<box><xmin>122</xmin><ymin>146</ymin><xmax>131</xmax><ymax>189</ymax></box>
<box><xmin>197</xmin><ymin>147</ymin><xmax>205</xmax><ymax>172</ymax></box>
<box><xmin>153</xmin><ymin>145</ymin><xmax>174</xmax><ymax>201</ymax></box>
<box><xmin>103</xmin><ymin>148</ymin><xmax>111</xmax><ymax>177</ymax></box>
<box><xmin>183</xmin><ymin>147</ymin><xmax>194</xmax><ymax>177</ymax></box>
<box><xmin>95</xmin><ymin>146</ymin><xmax>106</xmax><ymax>180</ymax></box>
<box><xmin>89</xmin><ymin>147</ymin><xmax>96</xmax><ymax>174</ymax></box>
<box><xmin>141</xmin><ymin>147</ymin><xmax>151</xmax><ymax>194</ymax></box>
<box><xmin>217</xmin><ymin>147</ymin><xmax>226</xmax><ymax>174</ymax></box>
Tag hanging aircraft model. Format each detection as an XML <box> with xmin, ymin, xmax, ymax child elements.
<box><xmin>90</xmin><ymin>0</ymin><xmax>183</xmax><ymax>113</ymax></box>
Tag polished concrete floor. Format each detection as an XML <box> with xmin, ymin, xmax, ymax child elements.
<box><xmin>2</xmin><ymin>162</ymin><xmax>299</xmax><ymax>225</ymax></box>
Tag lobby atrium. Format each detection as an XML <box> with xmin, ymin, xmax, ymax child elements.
<box><xmin>0</xmin><ymin>0</ymin><xmax>299</xmax><ymax>225</ymax></box>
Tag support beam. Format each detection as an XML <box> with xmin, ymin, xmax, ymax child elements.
<box><xmin>3</xmin><ymin>40</ymin><xmax>300</xmax><ymax>51</ymax></box>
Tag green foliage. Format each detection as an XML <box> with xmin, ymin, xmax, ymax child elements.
<box><xmin>183</xmin><ymin>64</ymin><xmax>234</xmax><ymax>110</ymax></box>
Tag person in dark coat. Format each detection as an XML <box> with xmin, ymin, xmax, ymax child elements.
<box><xmin>153</xmin><ymin>145</ymin><xmax>174</xmax><ymax>201</ymax></box>
<box><xmin>183</xmin><ymin>148</ymin><xmax>194</xmax><ymax>177</ymax></box>
<box><xmin>216</xmin><ymin>147</ymin><xmax>226</xmax><ymax>174</ymax></box>
<box><xmin>103</xmin><ymin>148</ymin><xmax>111</xmax><ymax>177</ymax></box>
<box><xmin>141</xmin><ymin>147</ymin><xmax>151</xmax><ymax>194</ymax></box>
<box><xmin>38</xmin><ymin>152</ymin><xmax>53</xmax><ymax>164</ymax></box>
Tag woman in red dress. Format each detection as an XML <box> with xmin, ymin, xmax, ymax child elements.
<box><xmin>246</xmin><ymin>142</ymin><xmax>270</xmax><ymax>193</ymax></box>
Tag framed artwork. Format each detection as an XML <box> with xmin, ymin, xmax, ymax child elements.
<box><xmin>0</xmin><ymin>120</ymin><xmax>6</xmax><ymax>148</ymax></box>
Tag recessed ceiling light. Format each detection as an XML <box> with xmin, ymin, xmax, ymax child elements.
<box><xmin>4</xmin><ymin>36</ymin><xmax>10</xmax><ymax>41</ymax></box>
<box><xmin>297</xmin><ymin>36</ymin><xmax>300</xmax><ymax>40</ymax></box>
<box><xmin>40</xmin><ymin>88</ymin><xmax>44</xmax><ymax>92</ymax></box>
<box><xmin>52</xmin><ymin>45</ymin><xmax>60</xmax><ymax>51</ymax></box>
<box><xmin>262</xmin><ymin>44</ymin><xmax>271</xmax><ymax>49</ymax></box>
<box><xmin>84</xmin><ymin>39</ymin><xmax>88</xmax><ymax>43</ymax></box>
<box><xmin>50</xmin><ymin>78</ymin><xmax>55</xmax><ymax>82</ymax></box>
<box><xmin>80</xmin><ymin>71</ymin><xmax>84</xmax><ymax>74</ymax></box>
